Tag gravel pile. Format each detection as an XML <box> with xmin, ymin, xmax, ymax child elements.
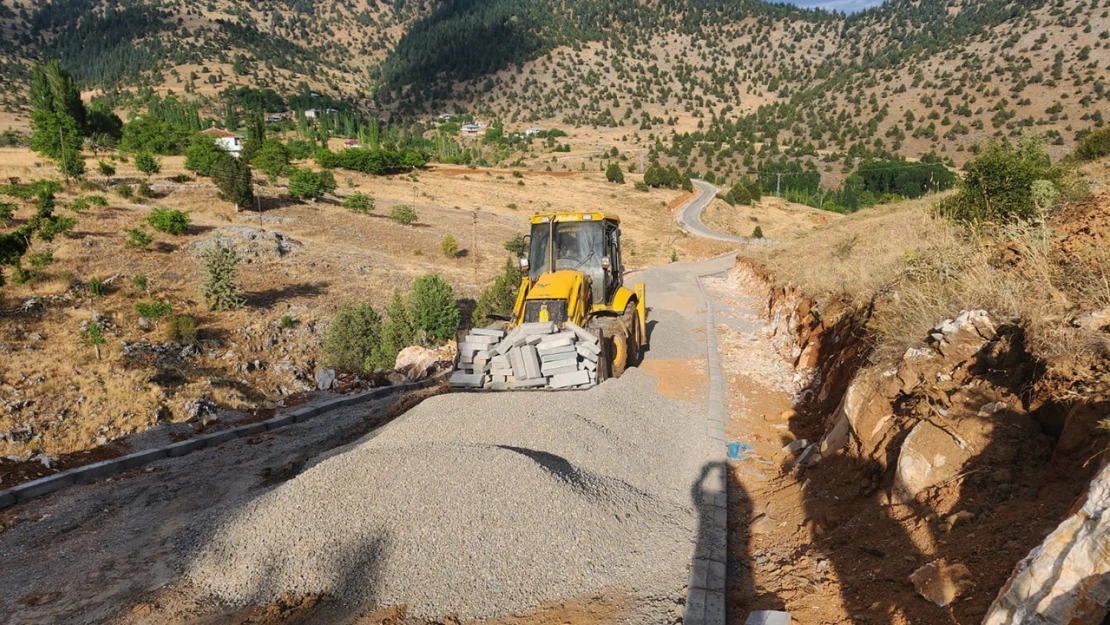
<box><xmin>184</xmin><ymin>367</ymin><xmax>707</xmax><ymax>619</ymax></box>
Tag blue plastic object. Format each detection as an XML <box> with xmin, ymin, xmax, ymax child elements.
<box><xmin>728</xmin><ymin>441</ymin><xmax>753</xmax><ymax>460</ymax></box>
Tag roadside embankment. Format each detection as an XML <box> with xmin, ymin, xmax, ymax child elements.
<box><xmin>720</xmin><ymin>192</ymin><xmax>1110</xmax><ymax>624</ymax></box>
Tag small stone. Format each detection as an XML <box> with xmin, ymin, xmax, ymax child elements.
<box><xmin>909</xmin><ymin>559</ymin><xmax>975</xmax><ymax>607</ymax></box>
<box><xmin>315</xmin><ymin>368</ymin><xmax>337</xmax><ymax>391</ymax></box>
<box><xmin>945</xmin><ymin>510</ymin><xmax>975</xmax><ymax>532</ymax></box>
<box><xmin>137</xmin><ymin>317</ymin><xmax>152</xmax><ymax>331</ymax></box>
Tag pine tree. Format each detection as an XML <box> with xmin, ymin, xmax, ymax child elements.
<box><xmin>212</xmin><ymin>154</ymin><xmax>254</xmax><ymax>210</ymax></box>
<box><xmin>29</xmin><ymin>61</ymin><xmax>87</xmax><ymax>178</ymax></box>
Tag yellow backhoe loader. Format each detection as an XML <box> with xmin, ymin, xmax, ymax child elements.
<box><xmin>451</xmin><ymin>212</ymin><xmax>646</xmax><ymax>390</ymax></box>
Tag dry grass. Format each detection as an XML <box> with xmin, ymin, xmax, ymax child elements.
<box><xmin>0</xmin><ymin>145</ymin><xmax>736</xmax><ymax>458</ymax></box>
<box><xmin>739</xmin><ymin>189</ymin><xmax>1110</xmax><ymax>366</ymax></box>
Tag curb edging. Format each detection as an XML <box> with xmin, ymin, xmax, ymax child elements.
<box><xmin>0</xmin><ymin>375</ymin><xmax>446</xmax><ymax>511</ymax></box>
<box><xmin>685</xmin><ymin>270</ymin><xmax>731</xmax><ymax>625</ymax></box>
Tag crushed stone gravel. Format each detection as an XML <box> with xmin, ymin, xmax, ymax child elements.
<box><xmin>183</xmin><ymin>367</ymin><xmax>707</xmax><ymax>620</ymax></box>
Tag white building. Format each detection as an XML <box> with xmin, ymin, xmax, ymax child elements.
<box><xmin>525</xmin><ymin>127</ymin><xmax>542</xmax><ymax>136</ymax></box>
<box><xmin>201</xmin><ymin>128</ymin><xmax>243</xmax><ymax>157</ymax></box>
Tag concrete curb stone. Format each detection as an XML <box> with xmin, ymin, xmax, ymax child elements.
<box><xmin>685</xmin><ymin>269</ymin><xmax>732</xmax><ymax>625</ymax></box>
<box><xmin>0</xmin><ymin>374</ymin><xmax>446</xmax><ymax>511</ymax></box>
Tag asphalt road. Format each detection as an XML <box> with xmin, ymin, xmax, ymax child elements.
<box><xmin>677</xmin><ymin>180</ymin><xmax>748</xmax><ymax>243</ymax></box>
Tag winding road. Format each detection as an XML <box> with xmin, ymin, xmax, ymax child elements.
<box><xmin>677</xmin><ymin>180</ymin><xmax>748</xmax><ymax>243</ymax></box>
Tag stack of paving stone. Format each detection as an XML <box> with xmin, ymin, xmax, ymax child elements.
<box><xmin>449</xmin><ymin>321</ymin><xmax>602</xmax><ymax>390</ymax></box>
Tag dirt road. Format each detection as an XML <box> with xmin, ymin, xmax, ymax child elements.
<box><xmin>0</xmin><ymin>248</ymin><xmax>744</xmax><ymax>624</ymax></box>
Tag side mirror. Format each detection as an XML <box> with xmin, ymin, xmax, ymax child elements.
<box><xmin>519</xmin><ymin>258</ymin><xmax>529</xmax><ymax>271</ymax></box>
<box><xmin>601</xmin><ymin>256</ymin><xmax>611</xmax><ymax>270</ymax></box>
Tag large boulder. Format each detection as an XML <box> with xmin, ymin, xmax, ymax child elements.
<box><xmin>892</xmin><ymin>420</ymin><xmax>976</xmax><ymax>505</ymax></box>
<box><xmin>983</xmin><ymin>462</ymin><xmax>1110</xmax><ymax>625</ymax></box>
<box><xmin>392</xmin><ymin>343</ymin><xmax>455</xmax><ymax>383</ymax></box>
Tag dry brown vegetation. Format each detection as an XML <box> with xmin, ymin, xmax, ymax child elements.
<box><xmin>738</xmin><ymin>169</ymin><xmax>1110</xmax><ymax>368</ymax></box>
<box><xmin>0</xmin><ymin>145</ymin><xmax>742</xmax><ymax>460</ymax></box>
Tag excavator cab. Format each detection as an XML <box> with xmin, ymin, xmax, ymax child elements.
<box><xmin>515</xmin><ymin>213</ymin><xmax>646</xmax><ymax>377</ymax></box>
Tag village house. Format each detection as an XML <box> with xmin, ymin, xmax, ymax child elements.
<box><xmin>201</xmin><ymin>127</ymin><xmax>243</xmax><ymax>157</ymax></box>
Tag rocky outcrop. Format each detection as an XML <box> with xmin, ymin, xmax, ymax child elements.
<box><xmin>983</xmin><ymin>461</ymin><xmax>1110</xmax><ymax>625</ymax></box>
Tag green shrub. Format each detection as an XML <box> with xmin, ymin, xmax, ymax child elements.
<box><xmin>389</xmin><ymin>204</ymin><xmax>418</xmax><ymax>225</ymax></box>
<box><xmin>165</xmin><ymin>315</ymin><xmax>197</xmax><ymax>343</ymax></box>
<box><xmin>124</xmin><ymin>227</ymin><xmax>153</xmax><ymax>249</ymax></box>
<box><xmin>1075</xmin><ymin>126</ymin><xmax>1110</xmax><ymax>161</ymax></box>
<box><xmin>375</xmin><ymin>288</ymin><xmax>415</xmax><ymax>369</ymax></box>
<box><xmin>323</xmin><ymin>303</ymin><xmax>383</xmax><ymax>374</ymax></box>
<box><xmin>81</xmin><ymin>321</ymin><xmax>106</xmax><ymax>359</ymax></box>
<box><xmin>504</xmin><ymin>234</ymin><xmax>526</xmax><ymax>256</ymax></box>
<box><xmin>440</xmin><ymin>234</ymin><xmax>459</xmax><ymax>258</ymax></box>
<box><xmin>97</xmin><ymin>161</ymin><xmax>116</xmax><ymax>177</ymax></box>
<box><xmin>117</xmin><ymin>183</ymin><xmax>133</xmax><ymax>199</ymax></box>
<box><xmin>288</xmin><ymin>168</ymin><xmax>336</xmax><ymax>201</ymax></box>
<box><xmin>146</xmin><ymin>208</ymin><xmax>191</xmax><ymax>235</ymax></box>
<box><xmin>198</xmin><ymin>236</ymin><xmax>243</xmax><ymax>311</ymax></box>
<box><xmin>135</xmin><ymin>181</ymin><xmax>153</xmax><ymax>199</ymax></box>
<box><xmin>135</xmin><ymin>300</ymin><xmax>172</xmax><ymax>320</ymax></box>
<box><xmin>605</xmin><ymin>162</ymin><xmax>625</xmax><ymax>183</ymax></box>
<box><xmin>472</xmin><ymin>257</ymin><xmax>523</xmax><ymax>325</ymax></box>
<box><xmin>133</xmin><ymin>274</ymin><xmax>148</xmax><ymax>292</ymax></box>
<box><xmin>752</xmin><ymin>225</ymin><xmax>764</xmax><ymax>239</ymax></box>
<box><xmin>634</xmin><ymin>181</ymin><xmax>650</xmax><ymax>192</ymax></box>
<box><xmin>38</xmin><ymin>215</ymin><xmax>76</xmax><ymax>241</ymax></box>
<box><xmin>184</xmin><ymin>137</ymin><xmax>226</xmax><ymax>176</ymax></box>
<box><xmin>409</xmin><ymin>273</ymin><xmax>459</xmax><ymax>343</ymax></box>
<box><xmin>342</xmin><ymin>192</ymin><xmax>374</xmax><ymax>213</ymax></box>
<box><xmin>937</xmin><ymin>139</ymin><xmax>1061</xmax><ymax>224</ymax></box>
<box><xmin>28</xmin><ymin>250</ymin><xmax>53</xmax><ymax>268</ymax></box>
<box><xmin>251</xmin><ymin>139</ymin><xmax>290</xmax><ymax>180</ymax></box>
<box><xmin>88</xmin><ymin>277</ymin><xmax>106</xmax><ymax>296</ymax></box>
<box><xmin>278</xmin><ymin>314</ymin><xmax>298</xmax><ymax>329</ymax></box>
<box><xmin>134</xmin><ymin>151</ymin><xmax>161</xmax><ymax>177</ymax></box>
<box><xmin>0</xmin><ymin>201</ymin><xmax>14</xmax><ymax>223</ymax></box>
<box><xmin>85</xmin><ymin>195</ymin><xmax>108</xmax><ymax>207</ymax></box>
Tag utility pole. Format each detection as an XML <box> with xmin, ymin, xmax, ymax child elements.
<box><xmin>472</xmin><ymin>209</ymin><xmax>480</xmax><ymax>288</ymax></box>
<box><xmin>639</xmin><ymin>152</ymin><xmax>645</xmax><ymax>173</ymax></box>
<box><xmin>776</xmin><ymin>173</ymin><xmax>782</xmax><ymax>199</ymax></box>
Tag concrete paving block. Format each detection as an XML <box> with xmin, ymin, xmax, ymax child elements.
<box><xmin>542</xmin><ymin>363</ymin><xmax>579</xmax><ymax>377</ymax></box>
<box><xmin>536</xmin><ymin>337</ymin><xmax>574</xmax><ymax>352</ymax></box>
<box><xmin>744</xmin><ymin>611</ymin><xmax>791</xmax><ymax>625</ymax></box>
<box><xmin>200</xmin><ymin>430</ymin><xmax>237</xmax><ymax>448</ymax></box>
<box><xmin>686</xmin><ymin>590</ymin><xmax>707</xmax><ymax>624</ymax></box>
<box><xmin>490</xmin><ymin>355</ymin><xmax>510</xmax><ymax>366</ymax></box>
<box><xmin>576</xmin><ymin>344</ymin><xmax>599</xmax><ymax>361</ymax></box>
<box><xmin>468</xmin><ymin>328</ymin><xmax>506</xmax><ymax>338</ymax></box>
<box><xmin>510</xmin><ymin>378</ymin><xmax>548</xmax><ymax>389</ymax></box>
<box><xmin>291</xmin><ymin>406</ymin><xmax>321</xmax><ymax>423</ymax></box>
<box><xmin>489</xmin><ymin>382</ymin><xmax>511</xmax><ymax>390</ymax></box>
<box><xmin>456</xmin><ymin>342</ymin><xmax>484</xmax><ymax>353</ymax></box>
<box><xmin>465</xmin><ymin>335</ymin><xmax>500</xmax><ymax>345</ymax></box>
<box><xmin>449</xmin><ymin>371</ymin><xmax>485</xmax><ymax>388</ymax></box>
<box><xmin>509</xmin><ymin>348</ymin><xmax>528</xmax><ymax>378</ymax></box>
<box><xmin>690</xmin><ymin>558</ymin><xmax>711</xmax><ymax>588</ymax></box>
<box><xmin>118</xmin><ymin>447</ymin><xmax>171</xmax><ymax>469</ymax></box>
<box><xmin>490</xmin><ymin>368</ymin><xmax>514</xmax><ymax>377</ymax></box>
<box><xmin>704</xmin><ymin>591</ymin><xmax>726</xmax><ymax>625</ymax></box>
<box><xmin>550</xmin><ymin>369</ymin><xmax>590</xmax><ymax>388</ymax></box>
<box><xmin>583</xmin><ymin>359</ymin><xmax>598</xmax><ymax>372</ymax></box>
<box><xmin>521</xmin><ymin>345</ymin><xmax>542</xmax><ymax>379</ymax></box>
<box><xmin>523</xmin><ymin>334</ymin><xmax>545</xmax><ymax>346</ymax></box>
<box><xmin>165</xmin><ymin>438</ymin><xmax>206</xmax><ymax>457</ymax></box>
<box><xmin>519</xmin><ymin>321</ymin><xmax>556</xmax><ymax>335</ymax></box>
<box><xmin>265</xmin><ymin>414</ymin><xmax>296</xmax><ymax>430</ymax></box>
<box><xmin>564</xmin><ymin>321</ymin><xmax>598</xmax><ymax>343</ymax></box>
<box><xmin>233</xmin><ymin>422</ymin><xmax>269</xmax><ymax>438</ymax></box>
<box><xmin>0</xmin><ymin>489</ymin><xmax>15</xmax><ymax>509</ymax></box>
<box><xmin>77</xmin><ymin>459</ymin><xmax>124</xmax><ymax>481</ymax></box>
<box><xmin>539</xmin><ymin>345</ymin><xmax>577</xmax><ymax>359</ymax></box>
<box><xmin>708</xmin><ymin>560</ymin><xmax>726</xmax><ymax>587</ymax></box>
<box><xmin>12</xmin><ymin>472</ymin><xmax>76</xmax><ymax>502</ymax></box>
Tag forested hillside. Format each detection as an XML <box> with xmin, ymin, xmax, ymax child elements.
<box><xmin>1</xmin><ymin>0</ymin><xmax>1107</xmax><ymax>176</ymax></box>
